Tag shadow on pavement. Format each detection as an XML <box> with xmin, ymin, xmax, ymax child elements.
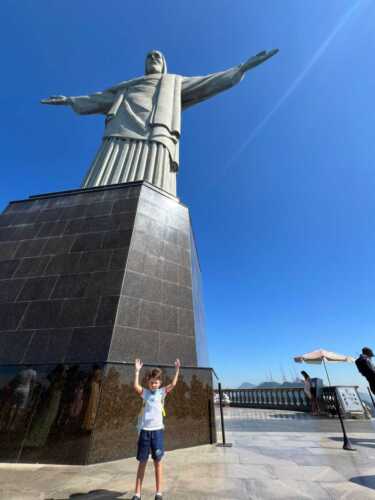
<box><xmin>47</xmin><ymin>490</ymin><xmax>128</xmax><ymax>500</ymax></box>
<box><xmin>350</xmin><ymin>476</ymin><xmax>375</xmax><ymax>490</ymax></box>
<box><xmin>330</xmin><ymin>436</ymin><xmax>375</xmax><ymax>449</ymax></box>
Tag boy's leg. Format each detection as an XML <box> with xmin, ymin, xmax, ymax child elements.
<box><xmin>135</xmin><ymin>430</ymin><xmax>151</xmax><ymax>497</ymax></box>
<box><xmin>154</xmin><ymin>459</ymin><xmax>163</xmax><ymax>493</ymax></box>
<box><xmin>150</xmin><ymin>430</ymin><xmax>165</xmax><ymax>495</ymax></box>
<box><xmin>135</xmin><ymin>460</ymin><xmax>148</xmax><ymax>496</ymax></box>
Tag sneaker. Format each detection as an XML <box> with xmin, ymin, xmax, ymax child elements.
<box><xmin>155</xmin><ymin>495</ymin><xmax>163</xmax><ymax>500</ymax></box>
<box><xmin>132</xmin><ymin>496</ymin><xmax>141</xmax><ymax>500</ymax></box>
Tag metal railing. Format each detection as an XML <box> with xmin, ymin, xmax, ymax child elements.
<box><xmin>224</xmin><ymin>387</ymin><xmax>310</xmax><ymax>412</ymax></box>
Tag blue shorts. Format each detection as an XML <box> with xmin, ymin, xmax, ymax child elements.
<box><xmin>137</xmin><ymin>429</ymin><xmax>165</xmax><ymax>462</ymax></box>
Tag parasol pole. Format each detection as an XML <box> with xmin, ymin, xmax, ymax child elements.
<box><xmin>322</xmin><ymin>358</ymin><xmax>332</xmax><ymax>386</ymax></box>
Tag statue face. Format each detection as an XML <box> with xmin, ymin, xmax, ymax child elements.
<box><xmin>145</xmin><ymin>51</ymin><xmax>164</xmax><ymax>74</ymax></box>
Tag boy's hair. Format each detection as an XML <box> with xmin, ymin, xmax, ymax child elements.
<box><xmin>145</xmin><ymin>367</ymin><xmax>163</xmax><ymax>381</ymax></box>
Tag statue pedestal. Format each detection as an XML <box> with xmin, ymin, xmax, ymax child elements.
<box><xmin>0</xmin><ymin>181</ymin><xmax>215</xmax><ymax>464</ymax></box>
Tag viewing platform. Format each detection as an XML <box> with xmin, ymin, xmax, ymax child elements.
<box><xmin>1</xmin><ymin>407</ymin><xmax>375</xmax><ymax>499</ymax></box>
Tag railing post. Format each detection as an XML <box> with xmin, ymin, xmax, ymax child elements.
<box><xmin>217</xmin><ymin>382</ymin><xmax>232</xmax><ymax>448</ymax></box>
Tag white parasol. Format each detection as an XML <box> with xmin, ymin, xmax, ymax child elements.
<box><xmin>294</xmin><ymin>349</ymin><xmax>354</xmax><ymax>385</ymax></box>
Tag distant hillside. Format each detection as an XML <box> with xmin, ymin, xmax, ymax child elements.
<box><xmin>238</xmin><ymin>382</ymin><xmax>256</xmax><ymax>389</ymax></box>
<box><xmin>238</xmin><ymin>381</ymin><xmax>304</xmax><ymax>389</ymax></box>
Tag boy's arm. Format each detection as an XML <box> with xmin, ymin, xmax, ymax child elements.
<box><xmin>134</xmin><ymin>358</ymin><xmax>143</xmax><ymax>395</ymax></box>
<box><xmin>165</xmin><ymin>359</ymin><xmax>181</xmax><ymax>394</ymax></box>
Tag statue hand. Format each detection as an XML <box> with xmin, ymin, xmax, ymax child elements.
<box><xmin>241</xmin><ymin>48</ymin><xmax>279</xmax><ymax>73</ymax></box>
<box><xmin>40</xmin><ymin>95</ymin><xmax>69</xmax><ymax>105</ymax></box>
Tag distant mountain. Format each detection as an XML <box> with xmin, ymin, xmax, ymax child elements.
<box><xmin>258</xmin><ymin>381</ymin><xmax>282</xmax><ymax>388</ymax></box>
<box><xmin>238</xmin><ymin>380</ymin><xmax>304</xmax><ymax>389</ymax></box>
<box><xmin>238</xmin><ymin>382</ymin><xmax>256</xmax><ymax>389</ymax></box>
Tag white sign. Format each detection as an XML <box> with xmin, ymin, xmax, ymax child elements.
<box><xmin>337</xmin><ymin>387</ymin><xmax>363</xmax><ymax>413</ymax></box>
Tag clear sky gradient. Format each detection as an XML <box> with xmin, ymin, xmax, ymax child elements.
<box><xmin>1</xmin><ymin>0</ymin><xmax>375</xmax><ymax>389</ymax></box>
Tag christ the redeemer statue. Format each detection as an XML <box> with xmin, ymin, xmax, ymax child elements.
<box><xmin>42</xmin><ymin>49</ymin><xmax>278</xmax><ymax>196</ymax></box>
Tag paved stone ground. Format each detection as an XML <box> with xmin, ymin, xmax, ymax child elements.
<box><xmin>1</xmin><ymin>408</ymin><xmax>375</xmax><ymax>499</ymax></box>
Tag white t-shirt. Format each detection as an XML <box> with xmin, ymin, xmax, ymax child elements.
<box><xmin>140</xmin><ymin>388</ymin><xmax>166</xmax><ymax>431</ymax></box>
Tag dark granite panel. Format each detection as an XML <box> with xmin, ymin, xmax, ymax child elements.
<box><xmin>0</xmin><ymin>259</ymin><xmax>20</xmax><ymax>279</ymax></box>
<box><xmin>126</xmin><ymin>249</ymin><xmax>145</xmax><ymax>274</ymax></box>
<box><xmin>181</xmin><ymin>248</ymin><xmax>191</xmax><ymax>269</ymax></box>
<box><xmin>103</xmin><ymin>185</ymin><xmax>141</xmax><ymax>200</ymax></box>
<box><xmin>22</xmin><ymin>301</ymin><xmax>62</xmax><ymax>330</ymax></box>
<box><xmin>177</xmin><ymin>307</ymin><xmax>195</xmax><ymax>336</ymax></box>
<box><xmin>66</xmin><ymin>327</ymin><xmax>112</xmax><ymax>362</ymax></box>
<box><xmin>131</xmin><ymin>230</ymin><xmax>163</xmax><ymax>258</ymax></box>
<box><xmin>165</xmin><ymin>226</ymin><xmax>179</xmax><ymax>246</ymax></box>
<box><xmin>36</xmin><ymin>208</ymin><xmax>63</xmax><ymax>223</ymax></box>
<box><xmin>86</xmin><ymin>270</ymin><xmax>123</xmax><ymax>297</ymax></box>
<box><xmin>0</xmin><ymin>242</ymin><xmax>19</xmax><ymax>261</ymax></box>
<box><xmin>5</xmin><ymin>200</ymin><xmax>34</xmax><ymax>212</ymax></box>
<box><xmin>190</xmin><ymin>227</ymin><xmax>208</xmax><ymax>367</ymax></box>
<box><xmin>159</xmin><ymin>333</ymin><xmax>197</xmax><ymax>366</ymax></box>
<box><xmin>163</xmin><ymin>259</ymin><xmax>179</xmax><ymax>284</ymax></box>
<box><xmin>162</xmin><ymin>281</ymin><xmax>181</xmax><ymax>307</ymax></box>
<box><xmin>108</xmin><ymin>327</ymin><xmax>158</xmax><ymax>363</ymax></box>
<box><xmin>178</xmin><ymin>264</ymin><xmax>192</xmax><ymax>287</ymax></box>
<box><xmin>14</xmin><ymin>224</ymin><xmax>44</xmax><ymax>241</ymax></box>
<box><xmin>18</xmin><ymin>277</ymin><xmax>58</xmax><ymax>301</ymax></box>
<box><xmin>122</xmin><ymin>270</ymin><xmax>144</xmax><ymax>299</ymax></box>
<box><xmin>79</xmin><ymin>250</ymin><xmax>111</xmax><ymax>273</ymax></box>
<box><xmin>95</xmin><ymin>296</ymin><xmax>119</xmax><ymax>326</ymax></box>
<box><xmin>0</xmin><ymin>213</ymin><xmax>16</xmax><ymax>227</ymax></box>
<box><xmin>58</xmin><ymin>298</ymin><xmax>99</xmax><ymax>328</ymax></box>
<box><xmin>17</xmin><ymin>363</ymin><xmax>98</xmax><ymax>465</ymax></box>
<box><xmin>88</xmin><ymin>363</ymin><xmax>214</xmax><ymax>464</ymax></box>
<box><xmin>14</xmin><ymin>239</ymin><xmax>46</xmax><ymax>259</ymax></box>
<box><xmin>0</xmin><ymin>331</ymin><xmax>32</xmax><ymax>362</ymax></box>
<box><xmin>177</xmin><ymin>230</ymin><xmax>190</xmax><ymax>248</ymax></box>
<box><xmin>139</xmin><ymin>300</ymin><xmax>162</xmax><ymax>331</ymax></box>
<box><xmin>45</xmin><ymin>253</ymin><xmax>82</xmax><ymax>275</ymax></box>
<box><xmin>116</xmin><ymin>296</ymin><xmax>140</xmax><ymax>328</ymax></box>
<box><xmin>102</xmin><ymin>230</ymin><xmax>132</xmax><ymax>250</ymax></box>
<box><xmin>70</xmin><ymin>233</ymin><xmax>104</xmax><ymax>253</ymax></box>
<box><xmin>62</xmin><ymin>204</ymin><xmax>89</xmax><ymax>219</ymax></box>
<box><xmin>0</xmin><ymin>278</ymin><xmax>25</xmax><ymax>303</ymax></box>
<box><xmin>23</xmin><ymin>328</ymin><xmax>73</xmax><ymax>363</ymax></box>
<box><xmin>40</xmin><ymin>235</ymin><xmax>75</xmax><ymax>256</ymax></box>
<box><xmin>37</xmin><ymin>221</ymin><xmax>67</xmax><ymax>238</ymax></box>
<box><xmin>0</xmin><ymin>302</ymin><xmax>28</xmax><ymax>331</ymax></box>
<box><xmin>112</xmin><ymin>197</ymin><xmax>138</xmax><ymax>214</ymax></box>
<box><xmin>0</xmin><ymin>227</ymin><xmax>16</xmax><ymax>242</ymax></box>
<box><xmin>109</xmin><ymin>247</ymin><xmax>129</xmax><ymax>270</ymax></box>
<box><xmin>64</xmin><ymin>215</ymin><xmax>116</xmax><ymax>235</ymax></box>
<box><xmin>142</xmin><ymin>275</ymin><xmax>163</xmax><ymax>302</ymax></box>
<box><xmin>15</xmin><ymin>256</ymin><xmax>50</xmax><ymax>278</ymax></box>
<box><xmin>51</xmin><ymin>274</ymin><xmax>91</xmax><ymax>299</ymax></box>
<box><xmin>84</xmin><ymin>201</ymin><xmax>113</xmax><ymax>218</ymax></box>
<box><xmin>143</xmin><ymin>253</ymin><xmax>163</xmax><ymax>279</ymax></box>
<box><xmin>0</xmin><ymin>364</ymin><xmax>34</xmax><ymax>461</ymax></box>
<box><xmin>112</xmin><ymin>213</ymin><xmax>136</xmax><ymax>231</ymax></box>
<box><xmin>160</xmin><ymin>304</ymin><xmax>178</xmax><ymax>333</ymax></box>
<box><xmin>178</xmin><ymin>285</ymin><xmax>194</xmax><ymax>310</ymax></box>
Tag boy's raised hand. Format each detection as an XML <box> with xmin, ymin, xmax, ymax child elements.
<box><xmin>135</xmin><ymin>358</ymin><xmax>143</xmax><ymax>371</ymax></box>
<box><xmin>175</xmin><ymin>358</ymin><xmax>181</xmax><ymax>369</ymax></box>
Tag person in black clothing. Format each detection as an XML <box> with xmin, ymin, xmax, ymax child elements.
<box><xmin>355</xmin><ymin>347</ymin><xmax>375</xmax><ymax>394</ymax></box>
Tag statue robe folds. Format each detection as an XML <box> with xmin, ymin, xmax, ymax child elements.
<box><xmin>70</xmin><ymin>66</ymin><xmax>243</xmax><ymax>196</ymax></box>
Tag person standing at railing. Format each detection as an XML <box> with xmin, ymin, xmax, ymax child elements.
<box><xmin>301</xmin><ymin>371</ymin><xmax>319</xmax><ymax>416</ymax></box>
<box><xmin>355</xmin><ymin>347</ymin><xmax>375</xmax><ymax>394</ymax></box>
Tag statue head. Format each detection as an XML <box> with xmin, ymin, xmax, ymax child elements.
<box><xmin>145</xmin><ymin>50</ymin><xmax>167</xmax><ymax>75</ymax></box>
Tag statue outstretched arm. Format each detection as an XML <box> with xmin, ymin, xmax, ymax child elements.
<box><xmin>41</xmin><ymin>91</ymin><xmax>115</xmax><ymax>116</ymax></box>
<box><xmin>182</xmin><ymin>49</ymin><xmax>278</xmax><ymax>109</ymax></box>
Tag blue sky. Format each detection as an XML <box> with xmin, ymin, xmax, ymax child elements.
<box><xmin>1</xmin><ymin>0</ymin><xmax>375</xmax><ymax>389</ymax></box>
